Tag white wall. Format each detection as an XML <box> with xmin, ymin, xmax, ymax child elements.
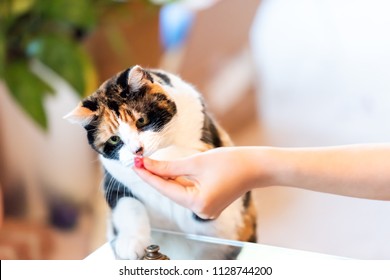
<box><xmin>250</xmin><ymin>0</ymin><xmax>390</xmax><ymax>259</ymax></box>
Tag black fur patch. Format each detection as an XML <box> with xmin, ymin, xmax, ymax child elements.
<box><xmin>84</xmin><ymin>116</ymin><xmax>98</xmax><ymax>147</ymax></box>
<box><xmin>116</xmin><ymin>67</ymin><xmax>132</xmax><ymax>89</ymax></box>
<box><xmin>104</xmin><ymin>169</ymin><xmax>135</xmax><ymax>209</ymax></box>
<box><xmin>150</xmin><ymin>71</ymin><xmax>172</xmax><ymax>86</ymax></box>
<box><xmin>120</xmin><ymin>89</ymin><xmax>129</xmax><ymax>99</ymax></box>
<box><xmin>107</xmin><ymin>99</ymin><xmax>120</xmax><ymax>116</ymax></box>
<box><xmin>144</xmin><ymin>97</ymin><xmax>177</xmax><ymax>132</ymax></box>
<box><xmin>201</xmin><ymin>113</ymin><xmax>222</xmax><ymax>148</ymax></box>
<box><xmin>82</xmin><ymin>99</ymin><xmax>99</xmax><ymax>112</ymax></box>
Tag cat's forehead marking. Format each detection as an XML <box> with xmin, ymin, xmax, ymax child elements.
<box><xmin>96</xmin><ymin>106</ymin><xmax>119</xmax><ymax>141</ymax></box>
<box><xmin>119</xmin><ymin>107</ymin><xmax>134</xmax><ymax>123</ymax></box>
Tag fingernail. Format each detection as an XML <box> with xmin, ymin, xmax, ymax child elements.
<box><xmin>134</xmin><ymin>157</ymin><xmax>144</xmax><ymax>169</ymax></box>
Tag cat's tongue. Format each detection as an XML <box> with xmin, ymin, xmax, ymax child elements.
<box><xmin>134</xmin><ymin>157</ymin><xmax>144</xmax><ymax>169</ymax></box>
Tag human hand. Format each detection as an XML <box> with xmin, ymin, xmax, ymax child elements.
<box><xmin>133</xmin><ymin>147</ymin><xmax>259</xmax><ymax>219</ymax></box>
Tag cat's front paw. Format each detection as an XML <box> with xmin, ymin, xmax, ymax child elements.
<box><xmin>111</xmin><ymin>235</ymin><xmax>150</xmax><ymax>260</ymax></box>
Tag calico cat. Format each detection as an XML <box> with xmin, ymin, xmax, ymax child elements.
<box><xmin>65</xmin><ymin>65</ymin><xmax>256</xmax><ymax>259</ymax></box>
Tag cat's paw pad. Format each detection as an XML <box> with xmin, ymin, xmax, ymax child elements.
<box><xmin>111</xmin><ymin>235</ymin><xmax>150</xmax><ymax>260</ymax></box>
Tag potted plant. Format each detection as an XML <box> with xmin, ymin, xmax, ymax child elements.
<box><xmin>0</xmin><ymin>0</ymin><xmax>125</xmax><ymax>129</ymax></box>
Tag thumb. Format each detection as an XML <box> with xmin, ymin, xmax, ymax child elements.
<box><xmin>142</xmin><ymin>157</ymin><xmax>191</xmax><ymax>178</ymax></box>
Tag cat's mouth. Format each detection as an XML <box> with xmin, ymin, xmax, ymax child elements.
<box><xmin>134</xmin><ymin>146</ymin><xmax>144</xmax><ymax>156</ymax></box>
<box><xmin>122</xmin><ymin>151</ymin><xmax>153</xmax><ymax>168</ymax></box>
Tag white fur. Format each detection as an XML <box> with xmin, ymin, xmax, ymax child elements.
<box><xmin>111</xmin><ymin>197</ymin><xmax>151</xmax><ymax>259</ymax></box>
<box><xmin>101</xmin><ymin>71</ymin><xmax>248</xmax><ymax>259</ymax></box>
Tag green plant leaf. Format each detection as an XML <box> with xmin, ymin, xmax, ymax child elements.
<box><xmin>4</xmin><ymin>60</ymin><xmax>53</xmax><ymax>129</ymax></box>
<box><xmin>35</xmin><ymin>0</ymin><xmax>98</xmax><ymax>30</ymax></box>
<box><xmin>0</xmin><ymin>28</ymin><xmax>5</xmax><ymax>77</ymax></box>
<box><xmin>30</xmin><ymin>0</ymin><xmax>118</xmax><ymax>39</ymax></box>
<box><xmin>78</xmin><ymin>46</ymin><xmax>98</xmax><ymax>97</ymax></box>
<box><xmin>35</xmin><ymin>35</ymin><xmax>88</xmax><ymax>97</ymax></box>
<box><xmin>0</xmin><ymin>0</ymin><xmax>36</xmax><ymax>18</ymax></box>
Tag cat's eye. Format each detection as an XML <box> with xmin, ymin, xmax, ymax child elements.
<box><xmin>136</xmin><ymin>116</ymin><xmax>149</xmax><ymax>129</ymax></box>
<box><xmin>107</xmin><ymin>135</ymin><xmax>121</xmax><ymax>145</ymax></box>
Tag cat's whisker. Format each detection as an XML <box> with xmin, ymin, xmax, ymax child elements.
<box><xmin>106</xmin><ymin>175</ymin><xmax>116</xmax><ymax>207</ymax></box>
<box><xmin>122</xmin><ymin>158</ymin><xmax>135</xmax><ymax>168</ymax></box>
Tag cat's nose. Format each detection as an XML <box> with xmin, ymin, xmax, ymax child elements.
<box><xmin>134</xmin><ymin>146</ymin><xmax>144</xmax><ymax>156</ymax></box>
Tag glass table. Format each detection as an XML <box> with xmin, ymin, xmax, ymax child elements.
<box><xmin>86</xmin><ymin>228</ymin><xmax>346</xmax><ymax>260</ymax></box>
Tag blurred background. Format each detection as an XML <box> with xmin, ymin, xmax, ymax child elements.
<box><xmin>1</xmin><ymin>0</ymin><xmax>390</xmax><ymax>259</ymax></box>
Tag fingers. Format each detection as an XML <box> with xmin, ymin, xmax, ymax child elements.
<box><xmin>142</xmin><ymin>157</ymin><xmax>192</xmax><ymax>178</ymax></box>
<box><xmin>174</xmin><ymin>176</ymin><xmax>195</xmax><ymax>187</ymax></box>
<box><xmin>133</xmin><ymin>167</ymin><xmax>193</xmax><ymax>207</ymax></box>
<box><xmin>133</xmin><ymin>165</ymin><xmax>221</xmax><ymax>220</ymax></box>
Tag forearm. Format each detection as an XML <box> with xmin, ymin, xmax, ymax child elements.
<box><xmin>251</xmin><ymin>144</ymin><xmax>390</xmax><ymax>200</ymax></box>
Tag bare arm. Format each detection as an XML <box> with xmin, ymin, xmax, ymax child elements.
<box><xmin>133</xmin><ymin>144</ymin><xmax>390</xmax><ymax>218</ymax></box>
<box><xmin>260</xmin><ymin>144</ymin><xmax>390</xmax><ymax>200</ymax></box>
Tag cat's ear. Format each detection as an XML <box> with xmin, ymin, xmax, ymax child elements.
<box><xmin>128</xmin><ymin>65</ymin><xmax>153</xmax><ymax>90</ymax></box>
<box><xmin>63</xmin><ymin>103</ymin><xmax>96</xmax><ymax>126</ymax></box>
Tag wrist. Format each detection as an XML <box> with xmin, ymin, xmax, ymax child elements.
<box><xmin>247</xmin><ymin>146</ymin><xmax>297</xmax><ymax>189</ymax></box>
<box><xmin>238</xmin><ymin>146</ymin><xmax>281</xmax><ymax>190</ymax></box>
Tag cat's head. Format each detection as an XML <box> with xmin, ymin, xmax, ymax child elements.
<box><xmin>64</xmin><ymin>65</ymin><xmax>178</xmax><ymax>166</ymax></box>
